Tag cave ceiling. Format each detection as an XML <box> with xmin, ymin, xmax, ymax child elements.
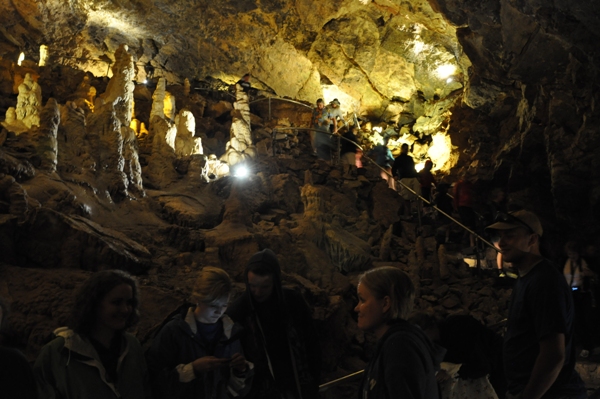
<box><xmin>2</xmin><ymin>0</ymin><xmax>471</xmax><ymax>118</ymax></box>
<box><xmin>1</xmin><ymin>0</ymin><xmax>599</xmax><ymax>234</ymax></box>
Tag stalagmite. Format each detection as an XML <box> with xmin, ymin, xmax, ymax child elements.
<box><xmin>31</xmin><ymin>98</ymin><xmax>60</xmax><ymax>172</ymax></box>
<box><xmin>174</xmin><ymin>109</ymin><xmax>203</xmax><ymax>157</ymax></box>
<box><xmin>16</xmin><ymin>73</ymin><xmax>42</xmax><ymax>129</ymax></box>
<box><xmin>220</xmin><ymin>81</ymin><xmax>256</xmax><ymax>166</ymax></box>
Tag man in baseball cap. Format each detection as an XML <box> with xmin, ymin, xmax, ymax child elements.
<box><xmin>486</xmin><ymin>210</ymin><xmax>585</xmax><ymax>399</ymax></box>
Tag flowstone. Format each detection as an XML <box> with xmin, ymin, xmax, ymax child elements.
<box><xmin>16</xmin><ymin>73</ymin><xmax>42</xmax><ymax>129</ymax></box>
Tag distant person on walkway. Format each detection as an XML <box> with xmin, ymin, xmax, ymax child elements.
<box><xmin>563</xmin><ymin>241</ymin><xmax>597</xmax><ymax>358</ymax></box>
<box><xmin>486</xmin><ymin>211</ymin><xmax>586</xmax><ymax>399</ymax></box>
<box><xmin>324</xmin><ymin>98</ymin><xmax>344</xmax><ymax>134</ymax></box>
<box><xmin>453</xmin><ymin>173</ymin><xmax>476</xmax><ymax>247</ymax></box>
<box><xmin>34</xmin><ymin>270</ymin><xmax>150</xmax><ymax>399</ymax></box>
<box><xmin>368</xmin><ymin>137</ymin><xmax>395</xmax><ymax>190</ymax></box>
<box><xmin>147</xmin><ymin>267</ymin><xmax>252</xmax><ymax>399</ymax></box>
<box><xmin>356</xmin><ymin>267</ymin><xmax>443</xmax><ymax>399</ymax></box>
<box><xmin>227</xmin><ymin>249</ymin><xmax>320</xmax><ymax>399</ymax></box>
<box><xmin>484</xmin><ymin>188</ymin><xmax>509</xmax><ymax>275</ymax></box>
<box><xmin>392</xmin><ymin>143</ymin><xmax>421</xmax><ymax>216</ymax></box>
<box><xmin>0</xmin><ymin>297</ymin><xmax>38</xmax><ymax>399</ymax></box>
<box><xmin>340</xmin><ymin>125</ymin><xmax>360</xmax><ymax>166</ymax></box>
<box><xmin>418</xmin><ymin>159</ymin><xmax>436</xmax><ymax>205</ymax></box>
<box><xmin>311</xmin><ymin>98</ymin><xmax>331</xmax><ymax>158</ymax></box>
<box><xmin>236</xmin><ymin>74</ymin><xmax>251</xmax><ymax>93</ymax></box>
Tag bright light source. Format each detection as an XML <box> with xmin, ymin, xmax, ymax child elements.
<box><xmin>415</xmin><ymin>162</ymin><xmax>425</xmax><ymax>172</ymax></box>
<box><xmin>427</xmin><ymin>132</ymin><xmax>455</xmax><ymax>171</ymax></box>
<box><xmin>17</xmin><ymin>52</ymin><xmax>25</xmax><ymax>66</ymax></box>
<box><xmin>372</xmin><ymin>127</ymin><xmax>383</xmax><ymax>134</ymax></box>
<box><xmin>446</xmin><ymin>77</ymin><xmax>453</xmax><ymax>84</ymax></box>
<box><xmin>143</xmin><ymin>79</ymin><xmax>147</xmax><ymax>84</ymax></box>
<box><xmin>412</xmin><ymin>40</ymin><xmax>426</xmax><ymax>55</ymax></box>
<box><xmin>233</xmin><ymin>165</ymin><xmax>250</xmax><ymax>178</ymax></box>
<box><xmin>435</xmin><ymin>64</ymin><xmax>456</xmax><ymax>79</ymax></box>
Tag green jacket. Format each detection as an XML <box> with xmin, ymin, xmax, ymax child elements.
<box><xmin>34</xmin><ymin>327</ymin><xmax>151</xmax><ymax>399</ymax></box>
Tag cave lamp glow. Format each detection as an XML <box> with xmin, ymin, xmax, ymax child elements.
<box><xmin>233</xmin><ymin>164</ymin><xmax>250</xmax><ymax>178</ymax></box>
<box><xmin>435</xmin><ymin>64</ymin><xmax>456</xmax><ymax>79</ymax></box>
<box><xmin>17</xmin><ymin>52</ymin><xmax>25</xmax><ymax>66</ymax></box>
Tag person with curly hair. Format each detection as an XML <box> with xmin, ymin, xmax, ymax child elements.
<box><xmin>34</xmin><ymin>269</ymin><xmax>150</xmax><ymax>399</ymax></box>
<box><xmin>147</xmin><ymin>267</ymin><xmax>252</xmax><ymax>399</ymax></box>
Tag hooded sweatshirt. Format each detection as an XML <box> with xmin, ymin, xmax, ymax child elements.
<box><xmin>227</xmin><ymin>249</ymin><xmax>321</xmax><ymax>399</ymax></box>
<box><xmin>360</xmin><ymin>319</ymin><xmax>445</xmax><ymax>399</ymax></box>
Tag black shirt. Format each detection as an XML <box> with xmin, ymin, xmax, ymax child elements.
<box><xmin>392</xmin><ymin>153</ymin><xmax>417</xmax><ymax>178</ymax></box>
<box><xmin>504</xmin><ymin>259</ymin><xmax>585</xmax><ymax>397</ymax></box>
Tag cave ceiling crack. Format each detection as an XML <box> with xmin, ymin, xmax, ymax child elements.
<box><xmin>336</xmin><ymin>43</ymin><xmax>389</xmax><ymax>103</ymax></box>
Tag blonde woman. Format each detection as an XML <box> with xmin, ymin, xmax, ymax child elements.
<box><xmin>147</xmin><ymin>267</ymin><xmax>252</xmax><ymax>399</ymax></box>
<box><xmin>355</xmin><ymin>267</ymin><xmax>444</xmax><ymax>399</ymax></box>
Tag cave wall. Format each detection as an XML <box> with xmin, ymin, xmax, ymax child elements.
<box><xmin>430</xmin><ymin>0</ymin><xmax>600</xmax><ymax>239</ymax></box>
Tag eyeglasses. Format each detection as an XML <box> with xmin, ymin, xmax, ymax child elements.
<box><xmin>494</xmin><ymin>212</ymin><xmax>535</xmax><ymax>235</ymax></box>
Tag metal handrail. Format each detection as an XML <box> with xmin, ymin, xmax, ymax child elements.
<box><xmin>193</xmin><ymin>87</ymin><xmax>236</xmax><ymax>100</ymax></box>
<box><xmin>319</xmin><ymin>370</ymin><xmax>364</xmax><ymax>392</ymax></box>
<box><xmin>271</xmin><ymin>127</ymin><xmax>498</xmax><ymax>251</ymax></box>
<box><xmin>249</xmin><ymin>96</ymin><xmax>313</xmax><ymax>109</ymax></box>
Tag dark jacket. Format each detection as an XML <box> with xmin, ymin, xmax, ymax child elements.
<box><xmin>1</xmin><ymin>346</ymin><xmax>38</xmax><ymax>399</ymax></box>
<box><xmin>340</xmin><ymin>131</ymin><xmax>359</xmax><ymax>155</ymax></box>
<box><xmin>392</xmin><ymin>153</ymin><xmax>418</xmax><ymax>179</ymax></box>
<box><xmin>368</xmin><ymin>145</ymin><xmax>395</xmax><ymax>169</ymax></box>
<box><xmin>227</xmin><ymin>249</ymin><xmax>321</xmax><ymax>399</ymax></box>
<box><xmin>146</xmin><ymin>308</ymin><xmax>252</xmax><ymax>399</ymax></box>
<box><xmin>360</xmin><ymin>320</ymin><xmax>444</xmax><ymax>399</ymax></box>
<box><xmin>34</xmin><ymin>328</ymin><xmax>150</xmax><ymax>399</ymax></box>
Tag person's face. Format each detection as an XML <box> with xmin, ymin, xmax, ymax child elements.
<box><xmin>247</xmin><ymin>272</ymin><xmax>274</xmax><ymax>303</ymax></box>
<box><xmin>567</xmin><ymin>250</ymin><xmax>580</xmax><ymax>262</ymax></box>
<box><xmin>95</xmin><ymin>284</ymin><xmax>133</xmax><ymax>333</ymax></box>
<box><xmin>354</xmin><ymin>283</ymin><xmax>390</xmax><ymax>335</ymax></box>
<box><xmin>317</xmin><ymin>102</ymin><xmax>324</xmax><ymax>110</ymax></box>
<box><xmin>243</xmin><ymin>75</ymin><xmax>250</xmax><ymax>82</ymax></box>
<box><xmin>332</xmin><ymin>103</ymin><xmax>338</xmax><ymax>108</ymax></box>
<box><xmin>493</xmin><ymin>227</ymin><xmax>536</xmax><ymax>263</ymax></box>
<box><xmin>195</xmin><ymin>295</ymin><xmax>229</xmax><ymax>324</ymax></box>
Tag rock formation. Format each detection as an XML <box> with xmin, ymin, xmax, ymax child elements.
<box><xmin>220</xmin><ymin>83</ymin><xmax>256</xmax><ymax>167</ymax></box>
<box><xmin>15</xmin><ymin>73</ymin><xmax>42</xmax><ymax>129</ymax></box>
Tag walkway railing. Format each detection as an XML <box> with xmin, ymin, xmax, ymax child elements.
<box><xmin>271</xmin><ymin>127</ymin><xmax>498</xmax><ymax>252</ymax></box>
<box><xmin>249</xmin><ymin>96</ymin><xmax>313</xmax><ymax>121</ymax></box>
<box><xmin>318</xmin><ymin>370</ymin><xmax>364</xmax><ymax>392</ymax></box>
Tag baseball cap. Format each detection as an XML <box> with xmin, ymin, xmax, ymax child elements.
<box><xmin>331</xmin><ymin>99</ymin><xmax>340</xmax><ymax>106</ymax></box>
<box><xmin>485</xmin><ymin>210</ymin><xmax>543</xmax><ymax>236</ymax></box>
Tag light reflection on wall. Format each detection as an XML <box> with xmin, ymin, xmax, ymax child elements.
<box><xmin>365</xmin><ymin>127</ymin><xmax>456</xmax><ymax>173</ymax></box>
<box><xmin>321</xmin><ymin>84</ymin><xmax>360</xmax><ymax>117</ymax></box>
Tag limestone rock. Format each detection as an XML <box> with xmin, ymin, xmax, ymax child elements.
<box><xmin>0</xmin><ymin>208</ymin><xmax>151</xmax><ymax>273</ymax></box>
<box><xmin>16</xmin><ymin>73</ymin><xmax>42</xmax><ymax>129</ymax></box>
<box><xmin>220</xmin><ymin>84</ymin><xmax>256</xmax><ymax>167</ymax></box>
<box><xmin>174</xmin><ymin>110</ymin><xmax>203</xmax><ymax>157</ymax></box>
